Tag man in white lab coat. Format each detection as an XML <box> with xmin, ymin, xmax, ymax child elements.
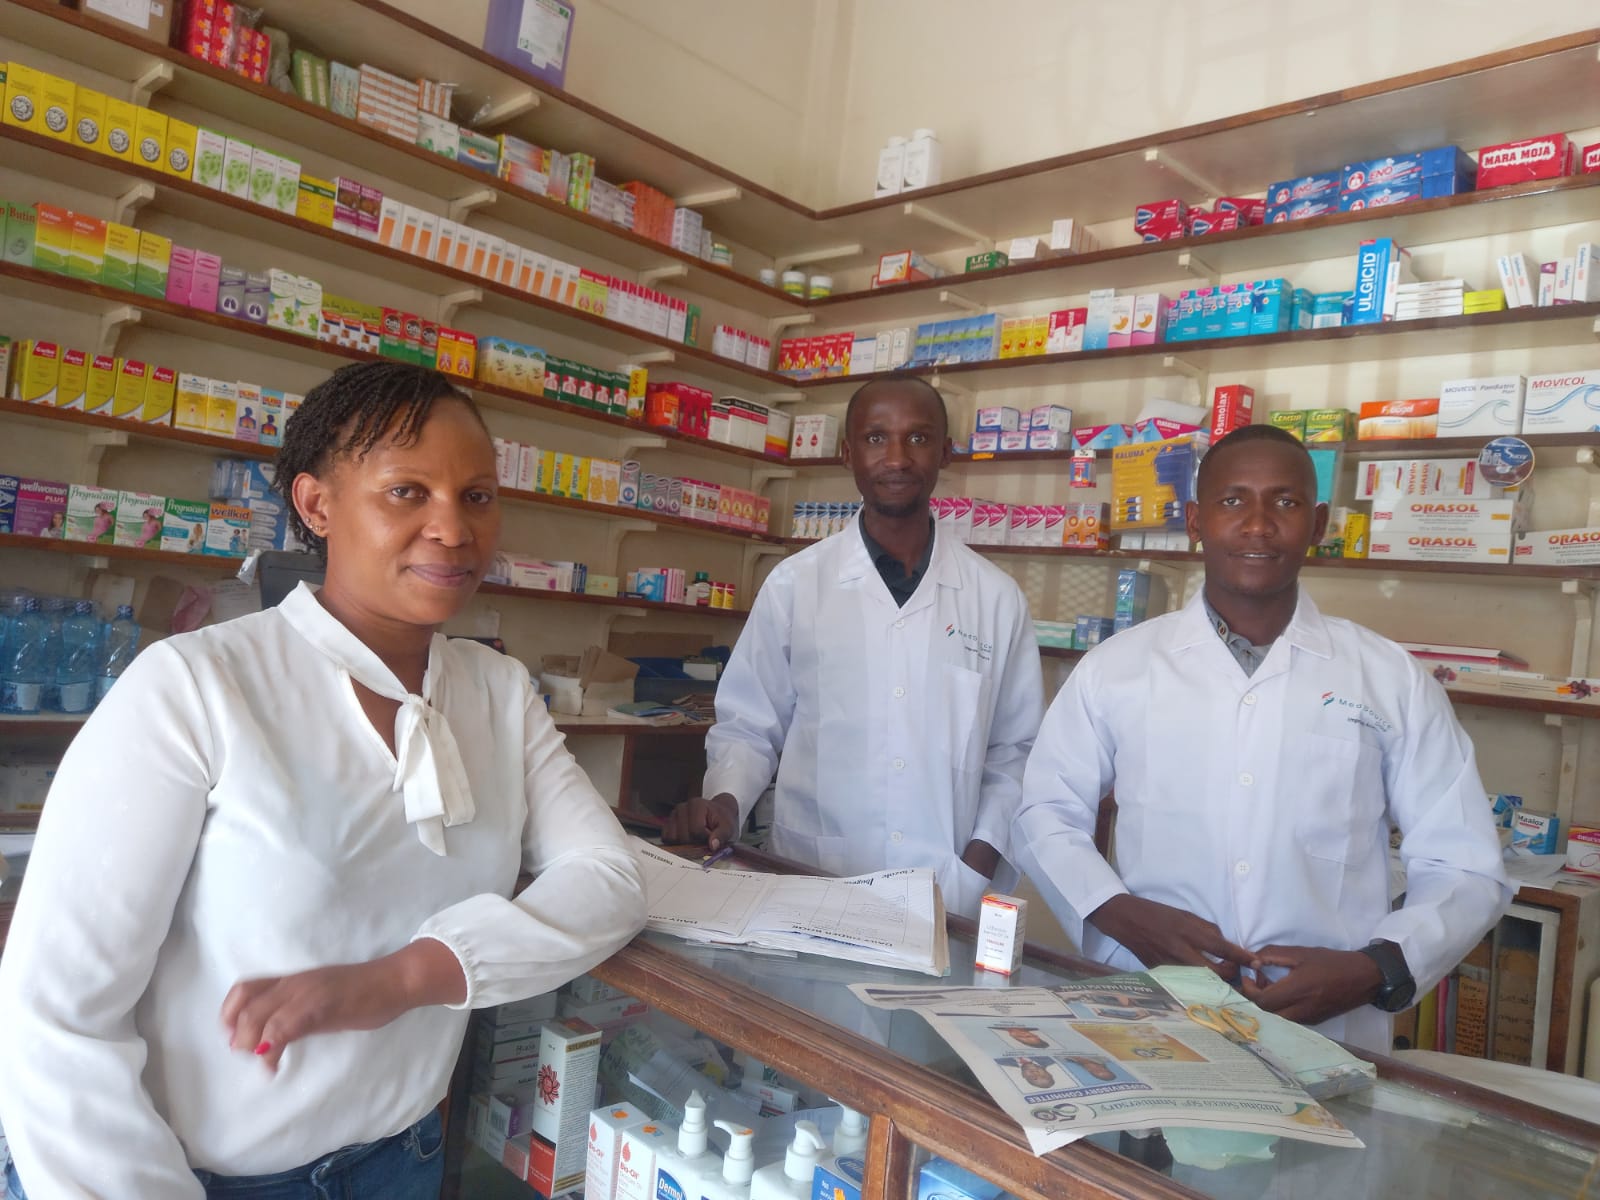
<box><xmin>1014</xmin><ymin>424</ymin><xmax>1511</xmax><ymax>1051</ymax></box>
<box><xmin>664</xmin><ymin>376</ymin><xmax>1045</xmax><ymax>915</ymax></box>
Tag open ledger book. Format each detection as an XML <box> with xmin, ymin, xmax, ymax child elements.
<box><xmin>631</xmin><ymin>838</ymin><xmax>950</xmax><ymax>976</ymax></box>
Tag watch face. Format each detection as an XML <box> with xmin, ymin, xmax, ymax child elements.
<box><xmin>1383</xmin><ymin>979</ymin><xmax>1417</xmax><ymax>1013</ymax></box>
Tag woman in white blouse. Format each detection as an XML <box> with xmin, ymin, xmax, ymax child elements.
<box><xmin>0</xmin><ymin>362</ymin><xmax>648</xmax><ymax>1198</ymax></box>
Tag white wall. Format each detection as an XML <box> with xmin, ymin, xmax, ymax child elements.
<box><xmin>825</xmin><ymin>1</ymin><xmax>1600</xmax><ymax>206</ymax></box>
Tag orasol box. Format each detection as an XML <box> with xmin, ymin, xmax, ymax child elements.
<box><xmin>1368</xmin><ymin>530</ymin><xmax>1512</xmax><ymax>564</ymax></box>
<box><xmin>1372</xmin><ymin>497</ymin><xmax>1527</xmax><ymax>535</ymax></box>
<box><xmin>1514</xmin><ymin>527</ymin><xmax>1600</xmax><ymax>567</ymax></box>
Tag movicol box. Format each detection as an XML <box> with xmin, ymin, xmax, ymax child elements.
<box><xmin>162</xmin><ymin>497</ymin><xmax>210</xmax><ymax>553</ymax></box>
<box><xmin>113</xmin><ymin>490</ymin><xmax>166</xmax><ymax>548</ymax></box>
<box><xmin>1514</xmin><ymin>527</ymin><xmax>1600</xmax><ymax>567</ymax></box>
<box><xmin>586</xmin><ymin>1105</ymin><xmax>648</xmax><ymax>1200</ymax></box>
<box><xmin>1523</xmin><ymin>370</ymin><xmax>1600</xmax><ymax>433</ymax></box>
<box><xmin>528</xmin><ymin>1018</ymin><xmax>602</xmax><ymax>1197</ymax></box>
<box><xmin>1436</xmin><ymin>376</ymin><xmax>1525</xmax><ymax>437</ymax></box>
<box><xmin>64</xmin><ymin>483</ymin><xmax>120</xmax><ymax>543</ymax></box>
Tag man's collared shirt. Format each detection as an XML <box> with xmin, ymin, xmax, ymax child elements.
<box><xmin>1202</xmin><ymin>593</ymin><xmax>1272</xmax><ymax>677</ymax></box>
<box><xmin>860</xmin><ymin>517</ymin><xmax>935</xmax><ymax>608</ymax></box>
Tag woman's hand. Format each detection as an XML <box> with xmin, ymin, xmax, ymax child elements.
<box><xmin>222</xmin><ymin>938</ymin><xmax>466</xmax><ymax>1071</ymax></box>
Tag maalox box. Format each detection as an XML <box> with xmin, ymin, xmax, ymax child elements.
<box><xmin>1523</xmin><ymin>370</ymin><xmax>1600</xmax><ymax>433</ymax></box>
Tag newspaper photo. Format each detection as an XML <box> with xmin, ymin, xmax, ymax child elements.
<box><xmin>851</xmin><ymin>972</ymin><xmax>1363</xmax><ymax>1156</ymax></box>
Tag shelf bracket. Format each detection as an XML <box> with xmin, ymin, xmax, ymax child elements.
<box><xmin>928</xmin><ymin>372</ymin><xmax>973</xmax><ymax>401</ymax></box>
<box><xmin>1575</xmin><ymin>446</ymin><xmax>1600</xmax><ymax>475</ymax></box>
<box><xmin>1177</xmin><ymin>251</ymin><xmax>1220</xmax><ymax>286</ymax></box>
<box><xmin>131</xmin><ymin>62</ymin><xmax>175</xmax><ymax>106</ymax></box>
<box><xmin>768</xmin><ymin>314</ymin><xmax>815</xmax><ymax>336</ymax></box>
<box><xmin>448</xmin><ymin>189</ymin><xmax>497</xmax><ymax>222</ymax></box>
<box><xmin>80</xmin><ymin>428</ymin><xmax>129</xmax><ymax>484</ymax></box>
<box><xmin>937</xmin><ymin>289</ymin><xmax>983</xmax><ymax>314</ymax></box>
<box><xmin>616</xmin><ymin>434</ymin><xmax>668</xmax><ymax>457</ymax></box>
<box><xmin>638</xmin><ymin>264</ymin><xmax>688</xmax><ymax>287</ymax></box>
<box><xmin>1551</xmin><ymin>715</ymin><xmax>1581</xmax><ymax>845</ymax></box>
<box><xmin>475</xmin><ymin>89</ymin><xmax>539</xmax><ymax>127</ymax></box>
<box><xmin>762</xmin><ymin>390</ymin><xmax>804</xmax><ymax>406</ymax></box>
<box><xmin>1160</xmin><ymin>355</ymin><xmax>1205</xmax><ymax>382</ymax></box>
<box><xmin>674</xmin><ymin>187</ymin><xmax>742</xmax><ymax>209</ymax></box>
<box><xmin>96</xmin><ymin>305</ymin><xmax>141</xmax><ymax>356</ymax></box>
<box><xmin>598</xmin><ymin>609</ymin><xmax>649</xmax><ymax>640</ymax></box>
<box><xmin>438</xmin><ymin>288</ymin><xmax>483</xmax><ymax>325</ymax></box>
<box><xmin>1562</xmin><ymin>579</ymin><xmax>1595</xmax><ymax>679</ymax></box>
<box><xmin>901</xmin><ymin>202</ymin><xmax>993</xmax><ymax>251</ymax></box>
<box><xmin>605</xmin><ymin>517</ymin><xmax>657</xmax><ymax>564</ymax></box>
<box><xmin>114</xmin><ymin>182</ymin><xmax>156</xmax><ymax>225</ymax></box>
<box><xmin>1592</xmin><ymin>315</ymin><xmax>1600</xmax><ymax>339</ymax></box>
<box><xmin>1143</xmin><ymin>147</ymin><xmax>1227</xmax><ymax>203</ymax></box>
<box><xmin>773</xmin><ymin>243</ymin><xmax>864</xmax><ymax>273</ymax></box>
<box><xmin>740</xmin><ymin>541</ymin><xmax>789</xmax><ymax>597</ymax></box>
<box><xmin>630</xmin><ymin>350</ymin><xmax>676</xmax><ymax>367</ymax></box>
<box><xmin>750</xmin><ymin>468</ymin><xmax>796</xmax><ymax>493</ymax></box>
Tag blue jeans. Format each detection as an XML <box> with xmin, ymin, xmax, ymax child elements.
<box><xmin>6</xmin><ymin>1109</ymin><xmax>444</xmax><ymax>1199</ymax></box>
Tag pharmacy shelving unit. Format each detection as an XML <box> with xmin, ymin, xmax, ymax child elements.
<box><xmin>4</xmin><ymin>0</ymin><xmax>1600</xmax><ymax>1093</ymax></box>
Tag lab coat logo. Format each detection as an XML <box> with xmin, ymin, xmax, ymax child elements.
<box><xmin>1321</xmin><ymin>691</ymin><xmax>1393</xmax><ymax>734</ymax></box>
<box><xmin>947</xmin><ymin>623</ymin><xmax>994</xmax><ymax>661</ymax></box>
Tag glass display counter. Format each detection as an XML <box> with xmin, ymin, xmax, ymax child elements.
<box><xmin>442</xmin><ymin>848</ymin><xmax>1600</xmax><ymax>1200</ymax></box>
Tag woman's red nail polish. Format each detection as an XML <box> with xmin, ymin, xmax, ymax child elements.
<box><xmin>254</xmin><ymin>1042</ymin><xmax>272</xmax><ymax>1056</ymax></box>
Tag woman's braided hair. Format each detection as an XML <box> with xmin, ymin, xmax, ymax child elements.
<box><xmin>273</xmin><ymin>361</ymin><xmax>485</xmax><ymax>558</ymax></box>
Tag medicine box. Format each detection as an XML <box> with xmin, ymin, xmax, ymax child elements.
<box><xmin>63</xmin><ymin>483</ymin><xmax>118</xmax><ymax>544</ymax></box>
<box><xmin>13</xmin><ymin>479</ymin><xmax>69</xmax><ymax>537</ymax></box>
<box><xmin>1514</xmin><ymin>528</ymin><xmax>1600</xmax><ymax>567</ymax></box>
<box><xmin>585</xmin><ymin>1105</ymin><xmax>647</xmax><ymax>1200</ymax></box>
<box><xmin>813</xmin><ymin>1155</ymin><xmax>867</xmax><ymax>1200</ymax></box>
<box><xmin>1371</xmin><ymin>497</ymin><xmax>1527</xmax><ymax>535</ymax></box>
<box><xmin>1358</xmin><ymin>398</ymin><xmax>1438</xmax><ymax>440</ymax></box>
<box><xmin>1511</xmin><ymin>810</ymin><xmax>1561</xmax><ymax>855</ymax></box>
<box><xmin>1354</xmin><ymin>457</ymin><xmax>1498</xmax><ymax>501</ymax></box>
<box><xmin>975</xmin><ymin>892</ymin><xmax>1027</xmax><ymax>975</ymax></box>
<box><xmin>529</xmin><ymin>1018</ymin><xmax>601</xmax><ymax>1196</ymax></box>
<box><xmin>1305</xmin><ymin>409</ymin><xmax>1356</xmax><ymax>442</ymax></box>
<box><xmin>613</xmin><ymin>1123</ymin><xmax>672</xmax><ymax>1200</ymax></box>
<box><xmin>975</xmin><ymin>406</ymin><xmax>1020</xmax><ymax>432</ymax></box>
<box><xmin>917</xmin><ymin>1156</ymin><xmax>1009</xmax><ymax>1200</ymax></box>
<box><xmin>1437</xmin><ymin>376</ymin><xmax>1524</xmax><ymax>437</ymax></box>
<box><xmin>204</xmin><ymin>500</ymin><xmax>250</xmax><ymax>556</ymax></box>
<box><xmin>1367</xmin><ymin>530</ymin><xmax>1511</xmax><ymax>564</ymax></box>
<box><xmin>1523</xmin><ymin>370</ymin><xmax>1600</xmax><ymax>433</ymax></box>
<box><xmin>0</xmin><ymin>474</ymin><xmax>15</xmax><ymax>535</ymax></box>
<box><xmin>113</xmin><ymin>490</ymin><xmax>166</xmax><ymax>548</ymax></box>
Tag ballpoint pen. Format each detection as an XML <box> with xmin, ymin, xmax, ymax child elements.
<box><xmin>701</xmin><ymin>844</ymin><xmax>736</xmax><ymax>871</ymax></box>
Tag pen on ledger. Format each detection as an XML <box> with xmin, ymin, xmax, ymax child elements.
<box><xmin>702</xmin><ymin>845</ymin><xmax>736</xmax><ymax>871</ymax></box>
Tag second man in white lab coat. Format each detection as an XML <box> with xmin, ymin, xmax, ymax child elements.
<box><xmin>665</xmin><ymin>377</ymin><xmax>1045</xmax><ymax>915</ymax></box>
<box><xmin>1013</xmin><ymin>424</ymin><xmax>1511</xmax><ymax>1051</ymax></box>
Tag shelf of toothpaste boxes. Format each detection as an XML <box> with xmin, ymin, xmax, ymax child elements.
<box><xmin>443</xmin><ymin>863</ymin><xmax>1600</xmax><ymax>1200</ymax></box>
<box><xmin>0</xmin><ymin>9</ymin><xmax>806</xmax><ymax>316</ymax></box>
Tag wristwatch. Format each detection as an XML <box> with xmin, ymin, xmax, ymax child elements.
<box><xmin>1358</xmin><ymin>939</ymin><xmax>1416</xmax><ymax>1012</ymax></box>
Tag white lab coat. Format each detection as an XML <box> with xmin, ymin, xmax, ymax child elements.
<box><xmin>703</xmin><ymin>515</ymin><xmax>1045</xmax><ymax>916</ymax></box>
<box><xmin>1014</xmin><ymin>589</ymin><xmax>1512</xmax><ymax>1051</ymax></box>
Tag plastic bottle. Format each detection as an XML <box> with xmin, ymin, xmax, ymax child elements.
<box><xmin>830</xmin><ymin>1103</ymin><xmax>868</xmax><ymax>1156</ymax></box>
<box><xmin>54</xmin><ymin>600</ymin><xmax>102</xmax><ymax>713</ymax></box>
<box><xmin>697</xmin><ymin>1121</ymin><xmax>755</xmax><ymax>1200</ymax></box>
<box><xmin>96</xmin><ymin>604</ymin><xmax>140</xmax><ymax>702</ymax></box>
<box><xmin>748</xmin><ymin>1121</ymin><xmax>824</xmax><ymax>1200</ymax></box>
<box><xmin>652</xmin><ymin>1090</ymin><xmax>720</xmax><ymax>1200</ymax></box>
<box><xmin>38</xmin><ymin>597</ymin><xmax>67</xmax><ymax>712</ymax></box>
<box><xmin>1</xmin><ymin>597</ymin><xmax>53</xmax><ymax>714</ymax></box>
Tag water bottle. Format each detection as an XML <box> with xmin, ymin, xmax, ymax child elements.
<box><xmin>54</xmin><ymin>601</ymin><xmax>103</xmax><ymax>714</ymax></box>
<box><xmin>96</xmin><ymin>605</ymin><xmax>140</xmax><ymax>702</ymax></box>
<box><xmin>38</xmin><ymin>597</ymin><xmax>67</xmax><ymax>712</ymax></box>
<box><xmin>1</xmin><ymin>597</ymin><xmax>53</xmax><ymax>714</ymax></box>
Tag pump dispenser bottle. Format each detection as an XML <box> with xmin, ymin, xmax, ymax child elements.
<box><xmin>830</xmin><ymin>1103</ymin><xmax>867</xmax><ymax>1156</ymax></box>
<box><xmin>653</xmin><ymin>1091</ymin><xmax>720</xmax><ymax>1200</ymax></box>
<box><xmin>698</xmin><ymin>1120</ymin><xmax>755</xmax><ymax>1200</ymax></box>
<box><xmin>749</xmin><ymin>1120</ymin><xmax>825</xmax><ymax>1200</ymax></box>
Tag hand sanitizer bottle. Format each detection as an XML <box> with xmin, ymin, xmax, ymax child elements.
<box><xmin>830</xmin><ymin>1103</ymin><xmax>867</xmax><ymax>1156</ymax></box>
<box><xmin>698</xmin><ymin>1121</ymin><xmax>755</xmax><ymax>1200</ymax></box>
<box><xmin>654</xmin><ymin>1090</ymin><xmax>720</xmax><ymax>1200</ymax></box>
<box><xmin>749</xmin><ymin>1121</ymin><xmax>825</xmax><ymax>1200</ymax></box>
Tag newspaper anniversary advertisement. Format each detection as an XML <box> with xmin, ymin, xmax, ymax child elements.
<box><xmin>850</xmin><ymin>973</ymin><xmax>1363</xmax><ymax>1156</ymax></box>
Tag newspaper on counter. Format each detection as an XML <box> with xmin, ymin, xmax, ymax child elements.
<box><xmin>850</xmin><ymin>973</ymin><xmax>1362</xmax><ymax>1156</ymax></box>
<box><xmin>632</xmin><ymin>838</ymin><xmax>950</xmax><ymax>976</ymax></box>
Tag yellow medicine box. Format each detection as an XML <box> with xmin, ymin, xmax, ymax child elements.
<box><xmin>56</xmin><ymin>347</ymin><xmax>89</xmax><ymax>410</ymax></box>
<box><xmin>173</xmin><ymin>372</ymin><xmax>209</xmax><ymax>433</ymax></box>
<box><xmin>296</xmin><ymin>174</ymin><xmax>336</xmax><ymax>227</ymax></box>
<box><xmin>162</xmin><ymin>117</ymin><xmax>198</xmax><ymax>179</ymax></box>
<box><xmin>70</xmin><ymin>87</ymin><xmax>107</xmax><ymax>153</ymax></box>
<box><xmin>141</xmin><ymin>365</ymin><xmax>176</xmax><ymax>424</ymax></box>
<box><xmin>38</xmin><ymin>71</ymin><xmax>75</xmax><ymax>141</ymax></box>
<box><xmin>102</xmin><ymin>96</ymin><xmax>136</xmax><ymax>161</ymax></box>
<box><xmin>110</xmin><ymin>359</ymin><xmax>149</xmax><ymax>419</ymax></box>
<box><xmin>132</xmin><ymin>107</ymin><xmax>167</xmax><ymax>171</ymax></box>
<box><xmin>66</xmin><ymin>213</ymin><xmax>108</xmax><ymax>282</ymax></box>
<box><xmin>2</xmin><ymin>63</ymin><xmax>48</xmax><ymax>137</ymax></box>
<box><xmin>15</xmin><ymin>340</ymin><xmax>61</xmax><ymax>404</ymax></box>
<box><xmin>86</xmin><ymin>354</ymin><xmax>117</xmax><ymax>415</ymax></box>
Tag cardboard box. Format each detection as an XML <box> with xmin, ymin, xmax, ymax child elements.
<box><xmin>1367</xmin><ymin>530</ymin><xmax>1511</xmax><ymax>564</ymax></box>
<box><xmin>81</xmin><ymin>0</ymin><xmax>175</xmax><ymax>44</ymax></box>
<box><xmin>528</xmin><ymin>1019</ymin><xmax>601</xmax><ymax>1196</ymax></box>
<box><xmin>113</xmin><ymin>490</ymin><xmax>166</xmax><ymax>548</ymax></box>
<box><xmin>1437</xmin><ymin>376</ymin><xmax>1524</xmax><ymax>437</ymax></box>
<box><xmin>1371</xmin><ymin>497</ymin><xmax>1527</xmax><ymax>535</ymax></box>
<box><xmin>14</xmin><ymin>341</ymin><xmax>60</xmax><ymax>404</ymax></box>
<box><xmin>65</xmin><ymin>483</ymin><xmax>120</xmax><ymax>544</ymax></box>
<box><xmin>1524</xmin><ymin>370</ymin><xmax>1600</xmax><ymax>433</ymax></box>
<box><xmin>1210</xmin><ymin>384</ymin><xmax>1253</xmax><ymax>441</ymax></box>
<box><xmin>13</xmin><ymin>478</ymin><xmax>69</xmax><ymax>537</ymax></box>
<box><xmin>1358</xmin><ymin>398</ymin><xmax>1438</xmax><ymax>440</ymax></box>
<box><xmin>1514</xmin><ymin>527</ymin><xmax>1600</xmax><ymax>567</ymax></box>
<box><xmin>1477</xmin><ymin>133</ymin><xmax>1575</xmax><ymax>189</ymax></box>
<box><xmin>539</xmin><ymin>647</ymin><xmax>637</xmax><ymax>716</ymax></box>
<box><xmin>54</xmin><ymin>347</ymin><xmax>88</xmax><ymax>411</ymax></box>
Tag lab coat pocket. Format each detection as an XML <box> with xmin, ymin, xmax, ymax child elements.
<box><xmin>769</xmin><ymin>819</ymin><xmax>854</xmax><ymax>876</ymax></box>
<box><xmin>941</xmin><ymin>664</ymin><xmax>990</xmax><ymax>773</ymax></box>
<box><xmin>1297</xmin><ymin>733</ymin><xmax>1383</xmax><ymax>867</ymax></box>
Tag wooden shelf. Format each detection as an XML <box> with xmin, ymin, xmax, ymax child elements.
<box><xmin>1448</xmin><ymin>690</ymin><xmax>1600</xmax><ymax>721</ymax></box>
<box><xmin>0</xmin><ymin>712</ymin><xmax>708</xmax><ymax>737</ymax></box>
<box><xmin>10</xmin><ymin>0</ymin><xmax>1597</xmax><ymax>269</ymax></box>
<box><xmin>814</xmin><ymin>175</ymin><xmax>1600</xmax><ymax>325</ymax></box>
<box><xmin>0</xmin><ymin>0</ymin><xmax>805</xmax><ymax>316</ymax></box>
<box><xmin>1339</xmin><ymin>433</ymin><xmax>1600</xmax><ymax>462</ymax></box>
<box><xmin>789</xmin><ymin>302</ymin><xmax>1600</xmax><ymax>393</ymax></box>
<box><xmin>1038</xmin><ymin>646</ymin><xmax>1085</xmax><ymax>662</ymax></box>
<box><xmin>1</xmin><ymin>263</ymin><xmax>790</xmax><ymax>468</ymax></box>
<box><xmin>2</xmin><ymin>400</ymin><xmax>785</xmax><ymax>546</ymax></box>
<box><xmin>477</xmin><ymin>580</ymin><xmax>747</xmax><ymax>620</ymax></box>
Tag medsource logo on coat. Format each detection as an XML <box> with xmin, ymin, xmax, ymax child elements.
<box><xmin>1321</xmin><ymin>691</ymin><xmax>1394</xmax><ymax>733</ymax></box>
<box><xmin>946</xmin><ymin>622</ymin><xmax>994</xmax><ymax>661</ymax></box>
